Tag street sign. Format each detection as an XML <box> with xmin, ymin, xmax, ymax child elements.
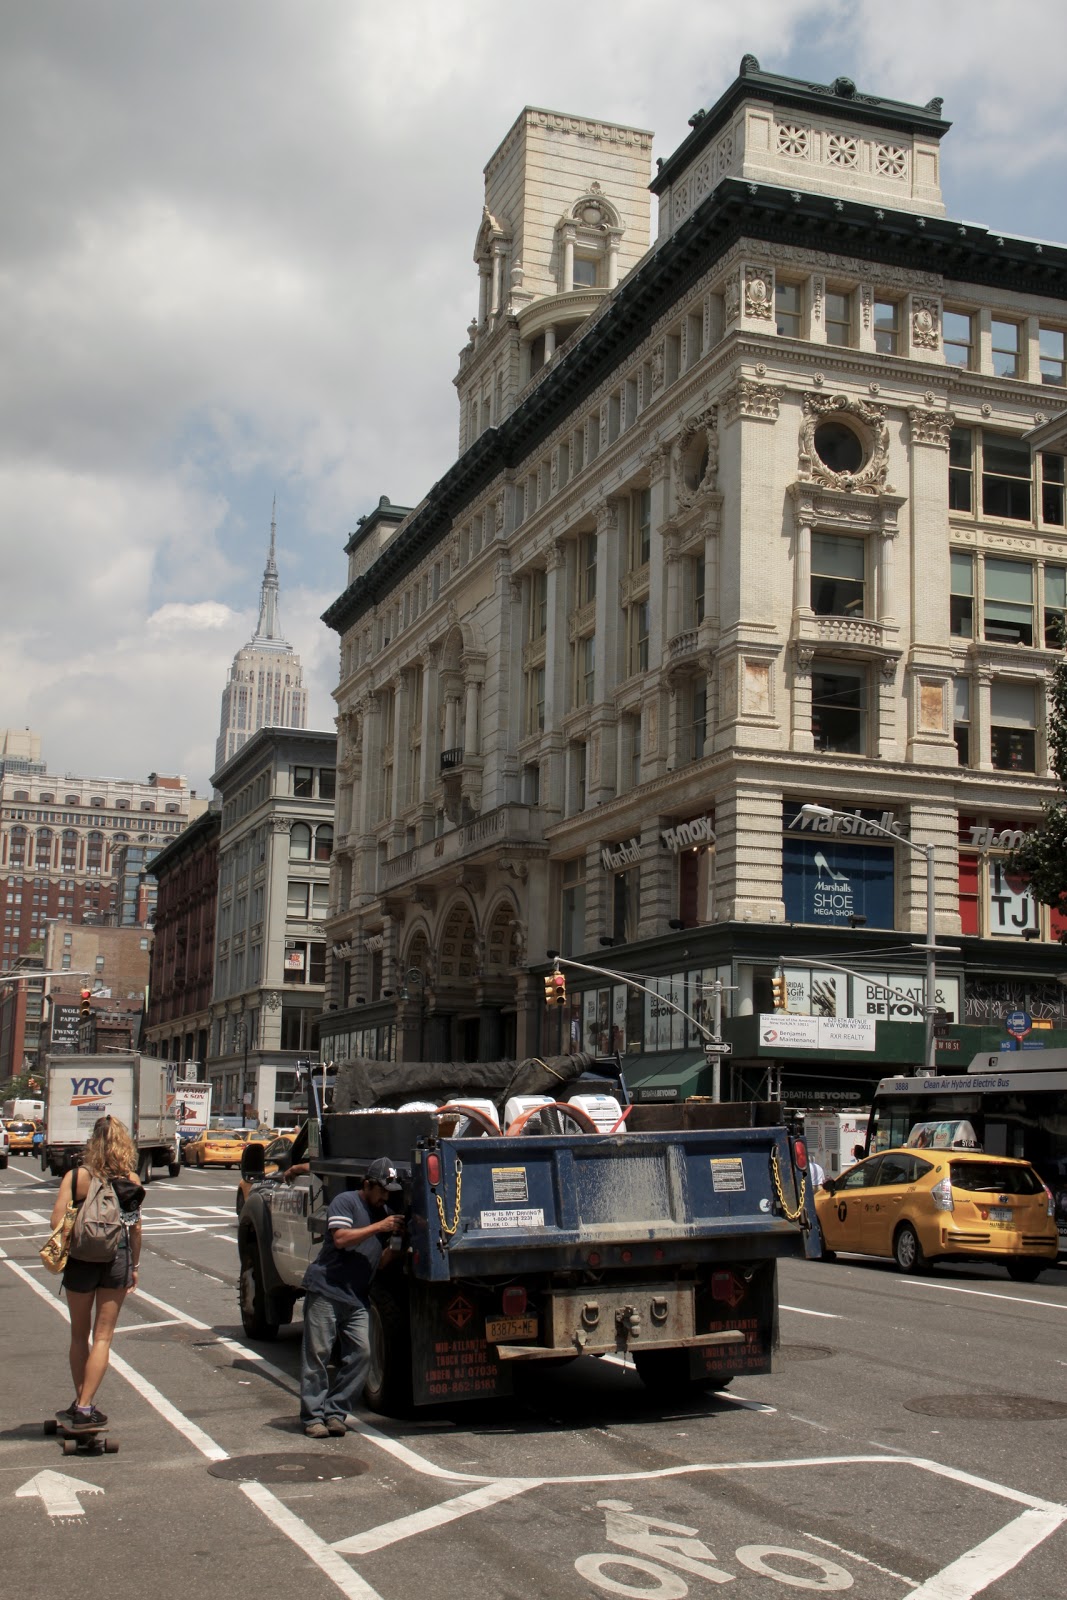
<box><xmin>1005</xmin><ymin>1010</ymin><xmax>1032</xmax><ymax>1039</ymax></box>
<box><xmin>704</xmin><ymin>1041</ymin><xmax>732</xmax><ymax>1055</ymax></box>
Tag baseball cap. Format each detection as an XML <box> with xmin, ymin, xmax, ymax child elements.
<box><xmin>366</xmin><ymin>1157</ymin><xmax>402</xmax><ymax>1192</ymax></box>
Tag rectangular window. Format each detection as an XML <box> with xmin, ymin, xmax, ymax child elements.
<box><xmin>611</xmin><ymin>867</ymin><xmax>641</xmax><ymax>944</ymax></box>
<box><xmin>990</xmin><ymin>682</ymin><xmax>1037</xmax><ymax>772</ymax></box>
<box><xmin>873</xmin><ymin>300</ymin><xmax>899</xmax><ymax>355</ymax></box>
<box><xmin>1041</xmin><ymin>453</ymin><xmax>1065</xmax><ymax>526</ymax></box>
<box><xmin>824</xmin><ymin>290</ymin><xmax>851</xmax><ymax>347</ymax></box>
<box><xmin>576</xmin><ymin>635</ymin><xmax>595</xmax><ymax>705</ymax></box>
<box><xmin>625</xmin><ymin>715</ymin><xmax>641</xmax><ymax>791</ymax></box>
<box><xmin>811</xmin><ymin>532</ymin><xmax>865</xmax><ymax>616</ymax></box>
<box><xmin>775</xmin><ymin>281</ymin><xmax>803</xmax><ymax>338</ymax></box>
<box><xmin>629</xmin><ymin>488</ymin><xmax>651</xmax><ymax>570</ymax></box>
<box><xmin>943</xmin><ymin>310</ymin><xmax>974</xmax><ymax>369</ymax></box>
<box><xmin>525</xmin><ymin>666</ymin><xmax>545</xmax><ymax>735</ymax></box>
<box><xmin>522</xmin><ymin>763</ymin><xmax>540</xmax><ymax>805</ymax></box>
<box><xmin>689</xmin><ymin>554</ymin><xmax>706</xmax><ymax>626</ymax></box>
<box><xmin>690</xmin><ymin>680</ymin><xmax>708</xmax><ymax>763</ymax></box>
<box><xmin>579</xmin><ymin>534</ymin><xmax>597</xmax><ymax>604</ymax></box>
<box><xmin>953</xmin><ymin>678</ymin><xmax>970</xmax><ymax>766</ymax></box>
<box><xmin>1045</xmin><ymin>565</ymin><xmax>1067</xmax><ymax>648</ymax></box>
<box><xmin>573</xmin><ymin>743</ymin><xmax>588</xmax><ymax>814</ymax></box>
<box><xmin>1039</xmin><ymin>326</ymin><xmax>1066</xmax><ymax>386</ymax></box>
<box><xmin>991</xmin><ymin>319</ymin><xmax>1021</xmax><ymax>379</ymax></box>
<box><xmin>572</xmin><ymin>255</ymin><xmax>598</xmax><ymax>288</ymax></box>
<box><xmin>982</xmin><ymin>434</ymin><xmax>1032</xmax><ymax>521</ymax></box>
<box><xmin>310</xmin><ymin>883</ymin><xmax>329</xmax><ymax>921</ymax></box>
<box><xmin>812</xmin><ymin>667</ymin><xmax>866</xmax><ymax>755</ymax></box>
<box><xmin>984</xmin><ymin>557</ymin><xmax>1034</xmax><ymax>646</ymax></box>
<box><xmin>950</xmin><ymin>551</ymin><xmax>974</xmax><ymax>638</ymax></box>
<box><xmin>287</xmin><ymin>881</ymin><xmax>310</xmax><ymax>919</ymax></box>
<box><xmin>318</xmin><ymin>768</ymin><xmax>336</xmax><ymax>801</ymax></box>
<box><xmin>561</xmin><ymin>856</ymin><xmax>586</xmax><ymax>957</ymax></box>
<box><xmin>292</xmin><ymin>766</ymin><xmax>314</xmax><ymax>799</ymax></box>
<box><xmin>949</xmin><ymin>428</ymin><xmax>973</xmax><ymax>512</ymax></box>
<box><xmin>530</xmin><ymin>570</ymin><xmax>548</xmax><ymax>638</ymax></box>
<box><xmin>627</xmin><ymin>602</ymin><xmax>649</xmax><ymax>676</ymax></box>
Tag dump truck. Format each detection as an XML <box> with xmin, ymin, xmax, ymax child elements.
<box><xmin>236</xmin><ymin>1053</ymin><xmax>821</xmax><ymax>1413</ymax></box>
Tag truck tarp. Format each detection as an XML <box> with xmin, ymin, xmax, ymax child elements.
<box><xmin>332</xmin><ymin>1052</ymin><xmax>594</xmax><ymax>1111</ymax></box>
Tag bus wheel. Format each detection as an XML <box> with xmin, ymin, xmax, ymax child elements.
<box><xmin>893</xmin><ymin>1222</ymin><xmax>928</xmax><ymax>1275</ymax></box>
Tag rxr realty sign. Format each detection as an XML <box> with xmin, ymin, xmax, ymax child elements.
<box><xmin>602</xmin><ymin>816</ymin><xmax>715</xmax><ymax>871</ymax></box>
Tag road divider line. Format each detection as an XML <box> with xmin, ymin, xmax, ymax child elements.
<box><xmin>15</xmin><ymin>1209</ymin><xmax>50</xmax><ymax>1224</ymax></box>
<box><xmin>780</xmin><ymin>1303</ymin><xmax>841</xmax><ymax>1319</ymax></box>
<box><xmin>906</xmin><ymin>1505</ymin><xmax>1067</xmax><ymax>1600</ymax></box>
<box><xmin>332</xmin><ymin>1478</ymin><xmax>537</xmax><ymax>1554</ymax></box>
<box><xmin>114</xmin><ymin>1318</ymin><xmax>187</xmax><ymax>1335</ymax></box>
<box><xmin>898</xmin><ymin>1280</ymin><xmax>1067</xmax><ymax>1312</ymax></box>
<box><xmin>803</xmin><ymin>1531</ymin><xmax>917</xmax><ymax>1587</ymax></box>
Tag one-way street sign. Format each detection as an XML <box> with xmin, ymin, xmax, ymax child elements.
<box><xmin>704</xmin><ymin>1041</ymin><xmax>732</xmax><ymax>1055</ymax></box>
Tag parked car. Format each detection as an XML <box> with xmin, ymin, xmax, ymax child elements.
<box><xmin>235</xmin><ymin>1130</ymin><xmax>298</xmax><ymax>1215</ymax></box>
<box><xmin>813</xmin><ymin>1146</ymin><xmax>1058</xmax><ymax>1281</ymax></box>
<box><xmin>182</xmin><ymin>1127</ymin><xmax>248</xmax><ymax>1169</ymax></box>
<box><xmin>0</xmin><ymin>1122</ymin><xmax>8</xmax><ymax>1170</ymax></box>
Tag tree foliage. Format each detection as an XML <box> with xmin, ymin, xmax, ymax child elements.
<box><xmin>1008</xmin><ymin>649</ymin><xmax>1067</xmax><ymax>940</ymax></box>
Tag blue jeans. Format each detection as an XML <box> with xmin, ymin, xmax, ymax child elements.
<box><xmin>300</xmin><ymin>1290</ymin><xmax>370</xmax><ymax>1424</ymax></box>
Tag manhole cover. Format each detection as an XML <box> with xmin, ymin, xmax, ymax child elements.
<box><xmin>777</xmin><ymin>1344</ymin><xmax>834</xmax><ymax>1362</ymax></box>
<box><xmin>208</xmin><ymin>1453</ymin><xmax>370</xmax><ymax>1482</ymax></box>
<box><xmin>904</xmin><ymin>1394</ymin><xmax>1067</xmax><ymax>1422</ymax></box>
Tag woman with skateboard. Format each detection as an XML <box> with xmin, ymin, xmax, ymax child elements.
<box><xmin>49</xmin><ymin>1115</ymin><xmax>144</xmax><ymax>1431</ymax></box>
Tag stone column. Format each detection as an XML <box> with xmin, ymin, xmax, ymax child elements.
<box><xmin>607</xmin><ymin>231</ymin><xmax>621</xmax><ymax>289</ymax></box>
<box><xmin>490</xmin><ymin>245</ymin><xmax>505</xmax><ymax>320</ymax></box>
<box><xmin>791</xmin><ymin>644</ymin><xmax>815</xmax><ymax>754</ymax></box>
<box><xmin>974</xmin><ymin>668</ymin><xmax>994</xmax><ymax>771</ymax></box>
<box><xmin>444</xmin><ymin>691</ymin><xmax>461</xmax><ymax>753</ymax></box>
<box><xmin>544</xmin><ymin>325</ymin><xmax>556</xmax><ymax>361</ymax></box>
<box><xmin>794</xmin><ymin>522</ymin><xmax>813</xmax><ymax>617</ymax></box>
<box><xmin>637</xmin><ymin>818</ymin><xmax>673</xmax><ymax>940</ymax></box>
<box><xmin>877</xmin><ymin>527</ymin><xmax>897</xmax><ymax>625</ymax></box>
<box><xmin>664</xmin><ymin>534</ymin><xmax>682</xmax><ymax>642</ymax></box>
<box><xmin>561</xmin><ymin>226</ymin><xmax>575</xmax><ymax>293</ymax></box>
<box><xmin>463</xmin><ymin>676</ymin><xmax>481</xmax><ymax>754</ymax></box>
<box><xmin>648</xmin><ymin>445</ymin><xmax>671</xmax><ymax>664</ymax></box>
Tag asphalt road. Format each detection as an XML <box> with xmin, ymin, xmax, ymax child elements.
<box><xmin>2</xmin><ymin>1156</ymin><xmax>1066</xmax><ymax>1600</ymax></box>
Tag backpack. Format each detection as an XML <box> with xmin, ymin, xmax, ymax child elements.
<box><xmin>69</xmin><ymin>1167</ymin><xmax>125</xmax><ymax>1262</ymax></box>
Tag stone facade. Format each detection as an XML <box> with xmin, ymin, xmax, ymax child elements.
<box><xmin>321</xmin><ymin>60</ymin><xmax>1067</xmax><ymax>1080</ymax></box>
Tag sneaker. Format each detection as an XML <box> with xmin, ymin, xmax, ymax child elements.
<box><xmin>325</xmin><ymin>1418</ymin><xmax>347</xmax><ymax>1436</ymax></box>
<box><xmin>55</xmin><ymin>1403</ymin><xmax>79</xmax><ymax>1422</ymax></box>
<box><xmin>304</xmin><ymin>1421</ymin><xmax>330</xmax><ymax>1439</ymax></box>
<box><xmin>69</xmin><ymin>1406</ymin><xmax>107</xmax><ymax>1430</ymax></box>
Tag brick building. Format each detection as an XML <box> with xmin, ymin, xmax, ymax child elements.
<box><xmin>143</xmin><ymin>808</ymin><xmax>222</xmax><ymax>1072</ymax></box>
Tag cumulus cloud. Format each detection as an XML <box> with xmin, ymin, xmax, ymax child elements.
<box><xmin>1</xmin><ymin>1</ymin><xmax>1065</xmax><ymax>793</ymax></box>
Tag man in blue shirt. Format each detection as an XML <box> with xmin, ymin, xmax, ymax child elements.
<box><xmin>291</xmin><ymin>1156</ymin><xmax>403</xmax><ymax>1438</ymax></box>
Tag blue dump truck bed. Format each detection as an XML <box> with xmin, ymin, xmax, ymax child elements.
<box><xmin>309</xmin><ymin>1101</ymin><xmax>820</xmax><ymax>1408</ymax></box>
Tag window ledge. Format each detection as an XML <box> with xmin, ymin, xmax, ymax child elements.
<box><xmin>795</xmin><ymin>615</ymin><xmax>900</xmax><ymax>656</ymax></box>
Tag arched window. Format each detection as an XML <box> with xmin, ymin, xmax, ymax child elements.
<box><xmin>314</xmin><ymin>824</ymin><xmax>334</xmax><ymax>863</ymax></box>
<box><xmin>290</xmin><ymin>822</ymin><xmax>312</xmax><ymax>861</ymax></box>
<box><xmin>556</xmin><ymin>187</ymin><xmax>622</xmax><ymax>293</ymax></box>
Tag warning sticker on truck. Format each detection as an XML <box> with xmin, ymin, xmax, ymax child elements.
<box><xmin>491</xmin><ymin>1166</ymin><xmax>529</xmax><ymax>1204</ymax></box>
<box><xmin>710</xmin><ymin>1158</ymin><xmax>745</xmax><ymax>1192</ymax></box>
<box><xmin>479</xmin><ymin>1208</ymin><xmax>545</xmax><ymax>1230</ymax></box>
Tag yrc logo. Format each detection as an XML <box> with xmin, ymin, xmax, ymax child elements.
<box><xmin>69</xmin><ymin>1076</ymin><xmax>114</xmax><ymax>1106</ymax></box>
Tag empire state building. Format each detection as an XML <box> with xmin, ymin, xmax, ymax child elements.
<box><xmin>214</xmin><ymin>503</ymin><xmax>308</xmax><ymax>774</ymax></box>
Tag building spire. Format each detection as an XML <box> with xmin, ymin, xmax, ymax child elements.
<box><xmin>254</xmin><ymin>495</ymin><xmax>282</xmax><ymax>641</ymax></box>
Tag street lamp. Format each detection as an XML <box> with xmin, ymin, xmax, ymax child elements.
<box><xmin>798</xmin><ymin>803</ymin><xmax>940</xmax><ymax>1070</ymax></box>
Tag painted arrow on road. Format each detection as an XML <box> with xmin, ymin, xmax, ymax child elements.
<box><xmin>16</xmin><ymin>1470</ymin><xmax>104</xmax><ymax>1518</ymax></box>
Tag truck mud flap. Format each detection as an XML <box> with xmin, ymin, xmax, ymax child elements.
<box><xmin>409</xmin><ymin>1280</ymin><xmax>514</xmax><ymax>1407</ymax></box>
<box><xmin>688</xmin><ymin>1260</ymin><xmax>778</xmax><ymax>1384</ymax></box>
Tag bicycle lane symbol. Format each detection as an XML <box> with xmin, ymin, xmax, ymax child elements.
<box><xmin>574</xmin><ymin>1500</ymin><xmax>854</xmax><ymax>1595</ymax></box>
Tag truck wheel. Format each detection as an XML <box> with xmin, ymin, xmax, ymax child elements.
<box><xmin>138</xmin><ymin>1153</ymin><xmax>152</xmax><ymax>1185</ymax></box>
<box><xmin>239</xmin><ymin>1240</ymin><xmax>279</xmax><ymax>1341</ymax></box>
<box><xmin>364</xmin><ymin>1287</ymin><xmax>413</xmax><ymax>1417</ymax></box>
<box><xmin>1006</xmin><ymin>1259</ymin><xmax>1044</xmax><ymax>1283</ymax></box>
<box><xmin>168</xmin><ymin>1161</ymin><xmax>181</xmax><ymax>1178</ymax></box>
<box><xmin>633</xmin><ymin>1348</ymin><xmax>709</xmax><ymax>1397</ymax></box>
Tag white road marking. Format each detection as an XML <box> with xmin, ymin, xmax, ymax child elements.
<box><xmin>0</xmin><ymin>1249</ymin><xmax>385</xmax><ymax>1600</ymax></box>
<box><xmin>780</xmin><ymin>1303</ymin><xmax>841</xmax><ymax>1319</ymax></box>
<box><xmin>898</xmin><ymin>1279</ymin><xmax>1067</xmax><ymax>1312</ymax></box>
<box><xmin>332</xmin><ymin>1477</ymin><xmax>536</xmax><ymax>1554</ymax></box>
<box><xmin>16</xmin><ymin>1469</ymin><xmax>104</xmax><ymax>1519</ymax></box>
<box><xmin>905</xmin><ymin>1505</ymin><xmax>1067</xmax><ymax>1599</ymax></box>
<box><xmin>803</xmin><ymin>1530</ymin><xmax>917</xmax><ymax>1586</ymax></box>
<box><xmin>114</xmin><ymin>1318</ymin><xmax>187</xmax><ymax>1335</ymax></box>
<box><xmin>16</xmin><ymin>1209</ymin><xmax>49</xmax><ymax>1224</ymax></box>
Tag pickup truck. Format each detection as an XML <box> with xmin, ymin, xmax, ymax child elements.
<box><xmin>236</xmin><ymin>1053</ymin><xmax>820</xmax><ymax>1414</ymax></box>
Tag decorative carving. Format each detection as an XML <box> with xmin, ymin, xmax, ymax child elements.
<box><xmin>879</xmin><ymin>657</ymin><xmax>899</xmax><ymax>682</ymax></box>
<box><xmin>794</xmin><ymin>643</ymin><xmax>815</xmax><ymax>672</ymax></box>
<box><xmin>811</xmin><ymin>275</ymin><xmax>824</xmax><ymax>325</ymax></box>
<box><xmin>723</xmin><ymin>273</ymin><xmax>741</xmax><ymax>324</ymax></box>
<box><xmin>722</xmin><ymin>376</ymin><xmax>782</xmax><ymax>424</ymax></box>
<box><xmin>876</xmin><ymin>144</ymin><xmax>908</xmax><ymax>178</ymax></box>
<box><xmin>860</xmin><ymin>284</ymin><xmax>873</xmax><ymax>331</ymax></box>
<box><xmin>673</xmin><ymin>406</ymin><xmax>719</xmax><ymax>510</ymax></box>
<box><xmin>826</xmin><ymin>132</ymin><xmax>858</xmax><ymax>168</ymax></box>
<box><xmin>495</xmin><ymin>494</ymin><xmax>505</xmax><ymax>532</ymax></box>
<box><xmin>777</xmin><ymin>124</ymin><xmax>809</xmax><ymax>157</ymax></box>
<box><xmin>744</xmin><ymin>267</ymin><xmax>773</xmax><ymax>320</ymax></box>
<box><xmin>799</xmin><ymin>392</ymin><xmax>892</xmax><ymax>495</ymax></box>
<box><xmin>650</xmin><ymin>343</ymin><xmax>665</xmax><ymax>391</ymax></box>
<box><xmin>648</xmin><ymin>442</ymin><xmax>672</xmax><ymax>483</ymax></box>
<box><xmin>546</xmin><ymin>539</ymin><xmax>566</xmax><ymax>572</ymax></box>
<box><xmin>908</xmin><ymin>407</ymin><xmax>956</xmax><ymax>449</ymax></box>
<box><xmin>596</xmin><ymin>500</ymin><xmax>620</xmax><ymax>536</ymax></box>
<box><xmin>912</xmin><ymin>298</ymin><xmax>940</xmax><ymax>350</ymax></box>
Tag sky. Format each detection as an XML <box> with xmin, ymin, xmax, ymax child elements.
<box><xmin>3</xmin><ymin>0</ymin><xmax>1066</xmax><ymax>796</ymax></box>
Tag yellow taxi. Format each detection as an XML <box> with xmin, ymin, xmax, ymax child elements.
<box><xmin>235</xmin><ymin>1130</ymin><xmax>299</xmax><ymax>1215</ymax></box>
<box><xmin>5</xmin><ymin>1120</ymin><xmax>36</xmax><ymax>1156</ymax></box>
<box><xmin>814</xmin><ymin>1131</ymin><xmax>1058</xmax><ymax>1282</ymax></box>
<box><xmin>183</xmin><ymin>1126</ymin><xmax>248</xmax><ymax>1169</ymax></box>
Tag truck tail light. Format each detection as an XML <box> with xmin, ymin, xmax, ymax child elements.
<box><xmin>792</xmin><ymin>1138</ymin><xmax>809</xmax><ymax>1172</ymax></box>
<box><xmin>931</xmin><ymin>1176</ymin><xmax>954</xmax><ymax>1212</ymax></box>
<box><xmin>426</xmin><ymin>1152</ymin><xmax>441</xmax><ymax>1186</ymax></box>
<box><xmin>502</xmin><ymin>1286</ymin><xmax>527</xmax><ymax>1317</ymax></box>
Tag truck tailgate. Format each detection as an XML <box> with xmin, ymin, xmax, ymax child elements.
<box><xmin>411</xmin><ymin>1126</ymin><xmax>815</xmax><ymax>1279</ymax></box>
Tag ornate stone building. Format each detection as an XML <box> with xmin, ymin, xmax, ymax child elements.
<box><xmin>320</xmin><ymin>60</ymin><xmax>1067</xmax><ymax>1099</ymax></box>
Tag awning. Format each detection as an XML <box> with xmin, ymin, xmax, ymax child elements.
<box><xmin>620</xmin><ymin>1051</ymin><xmax>712</xmax><ymax>1103</ymax></box>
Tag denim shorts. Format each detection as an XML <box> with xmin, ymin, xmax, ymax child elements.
<box><xmin>62</xmin><ymin>1239</ymin><xmax>133</xmax><ymax>1294</ymax></box>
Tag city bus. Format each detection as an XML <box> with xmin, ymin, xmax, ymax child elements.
<box><xmin>866</xmin><ymin>1051</ymin><xmax>1067</xmax><ymax>1253</ymax></box>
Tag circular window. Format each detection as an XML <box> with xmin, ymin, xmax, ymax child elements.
<box><xmin>813</xmin><ymin>420</ymin><xmax>864</xmax><ymax>474</ymax></box>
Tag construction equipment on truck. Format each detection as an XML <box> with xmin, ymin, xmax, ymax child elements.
<box><xmin>237</xmin><ymin>1052</ymin><xmax>821</xmax><ymax>1413</ymax></box>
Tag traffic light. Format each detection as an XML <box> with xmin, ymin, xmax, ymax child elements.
<box><xmin>551</xmin><ymin>970</ymin><xmax>567</xmax><ymax>1006</ymax></box>
<box><xmin>543</xmin><ymin>975</ymin><xmax>555</xmax><ymax>1006</ymax></box>
<box><xmin>771</xmin><ymin>971</ymin><xmax>787</xmax><ymax>1012</ymax></box>
<box><xmin>79</xmin><ymin>989</ymin><xmax>92</xmax><ymax>1021</ymax></box>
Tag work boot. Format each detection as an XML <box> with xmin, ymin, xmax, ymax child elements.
<box><xmin>325</xmin><ymin>1418</ymin><xmax>346</xmax><ymax>1436</ymax></box>
<box><xmin>304</xmin><ymin>1421</ymin><xmax>330</xmax><ymax>1438</ymax></box>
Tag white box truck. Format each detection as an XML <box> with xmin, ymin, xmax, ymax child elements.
<box><xmin>43</xmin><ymin>1054</ymin><xmax>180</xmax><ymax>1182</ymax></box>
<box><xmin>804</xmin><ymin>1109</ymin><xmax>869</xmax><ymax>1178</ymax></box>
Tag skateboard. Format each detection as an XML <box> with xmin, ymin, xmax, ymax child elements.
<box><xmin>43</xmin><ymin>1416</ymin><xmax>119</xmax><ymax>1455</ymax></box>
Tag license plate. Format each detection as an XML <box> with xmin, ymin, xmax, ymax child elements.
<box><xmin>989</xmin><ymin>1207</ymin><xmax>1013</xmax><ymax>1226</ymax></box>
<box><xmin>484</xmin><ymin>1316</ymin><xmax>538</xmax><ymax>1341</ymax></box>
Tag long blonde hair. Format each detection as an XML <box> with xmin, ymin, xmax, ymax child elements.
<box><xmin>82</xmin><ymin>1116</ymin><xmax>137</xmax><ymax>1179</ymax></box>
